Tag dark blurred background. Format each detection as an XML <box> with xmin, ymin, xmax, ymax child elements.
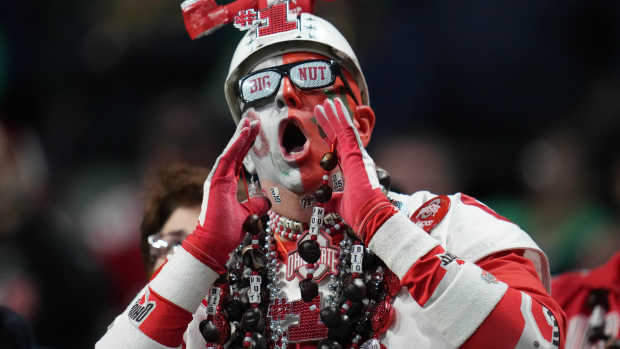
<box><xmin>0</xmin><ymin>0</ymin><xmax>619</xmax><ymax>347</ymax></box>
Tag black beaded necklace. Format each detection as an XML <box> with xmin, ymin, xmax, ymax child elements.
<box><xmin>199</xmin><ymin>152</ymin><xmax>398</xmax><ymax>349</ymax></box>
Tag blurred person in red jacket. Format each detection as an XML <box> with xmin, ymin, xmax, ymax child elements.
<box><xmin>552</xmin><ymin>251</ymin><xmax>620</xmax><ymax>349</ymax></box>
<box><xmin>551</xmin><ymin>151</ymin><xmax>620</xmax><ymax>349</ymax></box>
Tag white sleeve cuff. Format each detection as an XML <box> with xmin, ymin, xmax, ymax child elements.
<box><xmin>149</xmin><ymin>247</ymin><xmax>219</xmax><ymax>313</ymax></box>
<box><xmin>96</xmin><ymin>308</ymin><xmax>180</xmax><ymax>349</ymax></box>
<box><xmin>421</xmin><ymin>261</ymin><xmax>508</xmax><ymax>347</ymax></box>
<box><xmin>367</xmin><ymin>212</ymin><xmax>440</xmax><ymax>279</ymax></box>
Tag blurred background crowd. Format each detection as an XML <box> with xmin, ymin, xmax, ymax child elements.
<box><xmin>1</xmin><ymin>0</ymin><xmax>619</xmax><ymax>347</ymax></box>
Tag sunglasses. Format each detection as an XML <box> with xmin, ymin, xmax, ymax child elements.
<box><xmin>238</xmin><ymin>59</ymin><xmax>360</xmax><ymax>111</ymax></box>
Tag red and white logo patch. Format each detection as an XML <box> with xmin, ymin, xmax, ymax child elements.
<box><xmin>286</xmin><ymin>231</ymin><xmax>338</xmax><ymax>282</ymax></box>
<box><xmin>411</xmin><ymin>195</ymin><xmax>450</xmax><ymax>233</ymax></box>
<box><xmin>128</xmin><ymin>288</ymin><xmax>156</xmax><ymax>325</ymax></box>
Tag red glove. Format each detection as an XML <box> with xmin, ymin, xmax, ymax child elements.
<box><xmin>182</xmin><ymin>117</ymin><xmax>270</xmax><ymax>273</ymax></box>
<box><xmin>314</xmin><ymin>98</ymin><xmax>397</xmax><ymax>245</ymax></box>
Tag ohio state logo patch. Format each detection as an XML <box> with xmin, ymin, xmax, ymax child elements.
<box><xmin>286</xmin><ymin>231</ymin><xmax>338</xmax><ymax>282</ymax></box>
<box><xmin>411</xmin><ymin>195</ymin><xmax>450</xmax><ymax>233</ymax></box>
<box><xmin>128</xmin><ymin>288</ymin><xmax>156</xmax><ymax>325</ymax></box>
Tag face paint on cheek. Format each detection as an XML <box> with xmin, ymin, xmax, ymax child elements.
<box><xmin>290</xmin><ymin>108</ymin><xmax>330</xmax><ymax>193</ymax></box>
<box><xmin>270</xmin><ymin>153</ymin><xmax>291</xmax><ymax>177</ymax></box>
<box><xmin>323</xmin><ymin>89</ymin><xmax>356</xmax><ymax>115</ymax></box>
<box><xmin>310</xmin><ymin>117</ymin><xmax>329</xmax><ymax>141</ymax></box>
<box><xmin>244</xmin><ymin>106</ymin><xmax>304</xmax><ymax>193</ymax></box>
<box><xmin>253</xmin><ymin>127</ymin><xmax>270</xmax><ymax>159</ymax></box>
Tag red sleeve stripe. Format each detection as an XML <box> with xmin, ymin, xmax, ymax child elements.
<box><xmin>150</xmin><ymin>247</ymin><xmax>219</xmax><ymax>313</ymax></box>
<box><xmin>367</xmin><ymin>212</ymin><xmax>441</xmax><ymax>279</ymax></box>
<box><xmin>400</xmin><ymin>245</ymin><xmax>446</xmax><ymax>306</ymax></box>
<box><xmin>460</xmin><ymin>193</ymin><xmax>511</xmax><ymax>223</ymax></box>
<box><xmin>514</xmin><ymin>292</ymin><xmax>560</xmax><ymax>348</ymax></box>
<box><xmin>417</xmin><ymin>259</ymin><xmax>509</xmax><ymax>347</ymax></box>
<box><xmin>461</xmin><ymin>287</ymin><xmax>524</xmax><ymax>348</ymax></box>
<box><xmin>462</xmin><ymin>289</ymin><xmax>561</xmax><ymax>349</ymax></box>
<box><xmin>136</xmin><ymin>287</ymin><xmax>193</xmax><ymax>348</ymax></box>
<box><xmin>531</xmin><ymin>299</ymin><xmax>558</xmax><ymax>344</ymax></box>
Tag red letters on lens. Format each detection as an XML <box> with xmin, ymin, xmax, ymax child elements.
<box><xmin>250</xmin><ymin>75</ymin><xmax>272</xmax><ymax>94</ymax></box>
<box><xmin>297</xmin><ymin>65</ymin><xmax>327</xmax><ymax>81</ymax></box>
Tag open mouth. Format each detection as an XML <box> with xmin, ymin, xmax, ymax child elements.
<box><xmin>281</xmin><ymin>120</ymin><xmax>308</xmax><ymax>159</ymax></box>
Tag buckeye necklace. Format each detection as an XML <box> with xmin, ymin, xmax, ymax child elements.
<box><xmin>199</xmin><ymin>152</ymin><xmax>399</xmax><ymax>349</ymax></box>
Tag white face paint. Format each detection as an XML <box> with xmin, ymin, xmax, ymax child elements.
<box><xmin>241</xmin><ymin>56</ymin><xmax>304</xmax><ymax>193</ymax></box>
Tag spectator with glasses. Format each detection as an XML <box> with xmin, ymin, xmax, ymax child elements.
<box><xmin>139</xmin><ymin>164</ymin><xmax>210</xmax><ymax>277</ymax></box>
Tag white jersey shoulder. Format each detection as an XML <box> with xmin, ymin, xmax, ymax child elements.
<box><xmin>388</xmin><ymin>190</ymin><xmax>551</xmax><ymax>291</ymax></box>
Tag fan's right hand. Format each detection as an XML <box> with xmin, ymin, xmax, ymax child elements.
<box><xmin>182</xmin><ymin>117</ymin><xmax>270</xmax><ymax>274</ymax></box>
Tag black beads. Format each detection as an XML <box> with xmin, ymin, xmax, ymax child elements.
<box><xmin>343</xmin><ymin>278</ymin><xmax>367</xmax><ymax>302</ymax></box>
<box><xmin>355</xmin><ymin>315</ymin><xmax>371</xmax><ymax>335</ymax></box>
<box><xmin>252</xmin><ymin>332</ymin><xmax>268</xmax><ymax>349</ymax></box>
<box><xmin>199</xmin><ymin>320</ymin><xmax>220</xmax><ymax>343</ymax></box>
<box><xmin>298</xmin><ymin>239</ymin><xmax>321</xmax><ymax>264</ymax></box>
<box><xmin>376</xmin><ymin>167</ymin><xmax>391</xmax><ymax>191</ymax></box>
<box><xmin>227</xmin><ymin>331</ymin><xmax>244</xmax><ymax>349</ymax></box>
<box><xmin>242</xmin><ymin>246</ymin><xmax>266</xmax><ymax>270</ymax></box>
<box><xmin>299</xmin><ymin>278</ymin><xmax>319</xmax><ymax>302</ymax></box>
<box><xmin>346</xmin><ymin>302</ymin><xmax>363</xmax><ymax>318</ymax></box>
<box><xmin>327</xmin><ymin>321</ymin><xmax>353</xmax><ymax>344</ymax></box>
<box><xmin>362</xmin><ymin>250</ymin><xmax>378</xmax><ymax>271</ymax></box>
<box><xmin>241</xmin><ymin>307</ymin><xmax>263</xmax><ymax>332</ymax></box>
<box><xmin>198</xmin><ymin>314</ymin><xmax>230</xmax><ymax>344</ymax></box>
<box><xmin>320</xmin><ymin>305</ymin><xmax>342</xmax><ymax>329</ymax></box>
<box><xmin>318</xmin><ymin>339</ymin><xmax>343</xmax><ymax>349</ymax></box>
<box><xmin>243</xmin><ymin>214</ymin><xmax>264</xmax><ymax>234</ymax></box>
<box><xmin>366</xmin><ymin>277</ymin><xmax>383</xmax><ymax>300</ymax></box>
<box><xmin>314</xmin><ymin>184</ymin><xmax>333</xmax><ymax>203</ymax></box>
<box><xmin>226</xmin><ymin>298</ymin><xmax>247</xmax><ymax>322</ymax></box>
<box><xmin>320</xmin><ymin>152</ymin><xmax>338</xmax><ymax>171</ymax></box>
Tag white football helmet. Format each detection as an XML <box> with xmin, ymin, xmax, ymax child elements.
<box><xmin>224</xmin><ymin>10</ymin><xmax>369</xmax><ymax>123</ymax></box>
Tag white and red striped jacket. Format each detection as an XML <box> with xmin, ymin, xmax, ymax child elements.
<box><xmin>97</xmin><ymin>191</ymin><xmax>565</xmax><ymax>348</ymax></box>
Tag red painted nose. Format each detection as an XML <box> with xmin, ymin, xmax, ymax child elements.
<box><xmin>279</xmin><ymin>77</ymin><xmax>302</xmax><ymax>109</ymax></box>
